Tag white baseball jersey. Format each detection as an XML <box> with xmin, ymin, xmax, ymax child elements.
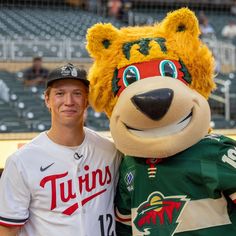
<box><xmin>0</xmin><ymin>127</ymin><xmax>122</xmax><ymax>236</ymax></box>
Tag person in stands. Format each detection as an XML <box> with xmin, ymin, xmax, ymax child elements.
<box><xmin>23</xmin><ymin>56</ymin><xmax>49</xmax><ymax>87</ymax></box>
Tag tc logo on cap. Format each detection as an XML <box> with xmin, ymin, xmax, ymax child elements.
<box><xmin>61</xmin><ymin>64</ymin><xmax>78</xmax><ymax>77</ymax></box>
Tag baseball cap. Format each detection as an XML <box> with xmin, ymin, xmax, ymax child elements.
<box><xmin>46</xmin><ymin>63</ymin><xmax>89</xmax><ymax>88</ymax></box>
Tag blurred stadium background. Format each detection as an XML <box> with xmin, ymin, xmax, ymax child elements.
<box><xmin>1</xmin><ymin>0</ymin><xmax>236</xmax><ymax>174</ymax></box>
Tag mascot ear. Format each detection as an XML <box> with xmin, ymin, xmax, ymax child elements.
<box><xmin>160</xmin><ymin>8</ymin><xmax>200</xmax><ymax>38</ymax></box>
<box><xmin>86</xmin><ymin>23</ymin><xmax>119</xmax><ymax>60</ymax></box>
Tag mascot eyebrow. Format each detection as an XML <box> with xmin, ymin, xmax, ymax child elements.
<box><xmin>112</xmin><ymin>69</ymin><xmax>120</xmax><ymax>96</ymax></box>
<box><xmin>112</xmin><ymin>58</ymin><xmax>192</xmax><ymax>96</ymax></box>
<box><xmin>122</xmin><ymin>37</ymin><xmax>167</xmax><ymax>60</ymax></box>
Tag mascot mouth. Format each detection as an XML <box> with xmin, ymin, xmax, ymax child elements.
<box><xmin>126</xmin><ymin>110</ymin><xmax>193</xmax><ymax>138</ymax></box>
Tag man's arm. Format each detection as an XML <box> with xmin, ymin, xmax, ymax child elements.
<box><xmin>24</xmin><ymin>77</ymin><xmax>44</xmax><ymax>86</ymax></box>
<box><xmin>0</xmin><ymin>160</ymin><xmax>30</xmax><ymax>233</ymax></box>
<box><xmin>0</xmin><ymin>225</ymin><xmax>20</xmax><ymax>236</ymax></box>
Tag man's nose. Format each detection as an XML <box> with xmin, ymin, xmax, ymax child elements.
<box><xmin>64</xmin><ymin>93</ymin><xmax>74</xmax><ymax>105</ymax></box>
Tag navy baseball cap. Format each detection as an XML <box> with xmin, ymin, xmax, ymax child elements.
<box><xmin>46</xmin><ymin>63</ymin><xmax>90</xmax><ymax>88</ymax></box>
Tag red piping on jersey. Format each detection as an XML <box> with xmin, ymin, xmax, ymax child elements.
<box><xmin>82</xmin><ymin>188</ymin><xmax>106</xmax><ymax>205</ymax></box>
<box><xmin>115</xmin><ymin>209</ymin><xmax>131</xmax><ymax>222</ymax></box>
<box><xmin>63</xmin><ymin>203</ymin><xmax>79</xmax><ymax>215</ymax></box>
<box><xmin>63</xmin><ymin>188</ymin><xmax>107</xmax><ymax>215</ymax></box>
<box><xmin>0</xmin><ymin>221</ymin><xmax>24</xmax><ymax>227</ymax></box>
<box><xmin>115</xmin><ymin>214</ymin><xmax>131</xmax><ymax>222</ymax></box>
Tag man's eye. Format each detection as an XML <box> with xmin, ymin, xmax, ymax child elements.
<box><xmin>159</xmin><ymin>60</ymin><xmax>178</xmax><ymax>78</ymax></box>
<box><xmin>74</xmin><ymin>92</ymin><xmax>82</xmax><ymax>96</ymax></box>
<box><xmin>123</xmin><ymin>66</ymin><xmax>140</xmax><ymax>87</ymax></box>
<box><xmin>56</xmin><ymin>92</ymin><xmax>64</xmax><ymax>96</ymax></box>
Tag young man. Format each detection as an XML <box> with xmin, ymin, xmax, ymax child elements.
<box><xmin>0</xmin><ymin>63</ymin><xmax>122</xmax><ymax>236</ymax></box>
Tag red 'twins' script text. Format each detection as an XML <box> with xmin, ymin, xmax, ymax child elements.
<box><xmin>40</xmin><ymin>165</ymin><xmax>112</xmax><ymax>215</ymax></box>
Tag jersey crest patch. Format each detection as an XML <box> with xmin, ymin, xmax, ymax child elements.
<box><xmin>133</xmin><ymin>191</ymin><xmax>189</xmax><ymax>236</ymax></box>
<box><xmin>125</xmin><ymin>171</ymin><xmax>135</xmax><ymax>192</ymax></box>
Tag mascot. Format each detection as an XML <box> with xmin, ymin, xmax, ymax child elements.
<box><xmin>86</xmin><ymin>8</ymin><xmax>236</xmax><ymax>236</ymax></box>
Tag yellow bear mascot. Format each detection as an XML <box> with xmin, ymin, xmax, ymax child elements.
<box><xmin>86</xmin><ymin>8</ymin><xmax>236</xmax><ymax>236</ymax></box>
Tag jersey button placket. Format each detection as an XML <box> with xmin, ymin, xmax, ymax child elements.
<box><xmin>74</xmin><ymin>163</ymin><xmax>85</xmax><ymax>234</ymax></box>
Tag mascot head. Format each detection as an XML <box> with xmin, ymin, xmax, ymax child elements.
<box><xmin>86</xmin><ymin>8</ymin><xmax>216</xmax><ymax>158</ymax></box>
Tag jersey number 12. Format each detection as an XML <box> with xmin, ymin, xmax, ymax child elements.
<box><xmin>98</xmin><ymin>214</ymin><xmax>114</xmax><ymax>236</ymax></box>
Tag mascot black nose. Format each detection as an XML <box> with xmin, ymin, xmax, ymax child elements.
<box><xmin>131</xmin><ymin>88</ymin><xmax>174</xmax><ymax>120</ymax></box>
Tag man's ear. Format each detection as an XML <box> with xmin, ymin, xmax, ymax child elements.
<box><xmin>44</xmin><ymin>92</ymin><xmax>51</xmax><ymax>111</ymax></box>
<box><xmin>85</xmin><ymin>98</ymin><xmax>89</xmax><ymax>108</ymax></box>
<box><xmin>86</xmin><ymin>23</ymin><xmax>119</xmax><ymax>60</ymax></box>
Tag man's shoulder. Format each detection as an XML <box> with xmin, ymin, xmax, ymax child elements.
<box><xmin>85</xmin><ymin>127</ymin><xmax>121</xmax><ymax>156</ymax></box>
<box><xmin>201</xmin><ymin>133</ymin><xmax>235</xmax><ymax>145</ymax></box>
<box><xmin>41</xmin><ymin>67</ymin><xmax>49</xmax><ymax>73</ymax></box>
<box><xmin>22</xmin><ymin>67</ymin><xmax>34</xmax><ymax>80</ymax></box>
<box><xmin>184</xmin><ymin>134</ymin><xmax>236</xmax><ymax>163</ymax></box>
<box><xmin>85</xmin><ymin>127</ymin><xmax>113</xmax><ymax>145</ymax></box>
<box><xmin>8</xmin><ymin>132</ymin><xmax>45</xmax><ymax>162</ymax></box>
<box><xmin>120</xmin><ymin>155</ymin><xmax>141</xmax><ymax>168</ymax></box>
<box><xmin>23</xmin><ymin>66</ymin><xmax>33</xmax><ymax>73</ymax></box>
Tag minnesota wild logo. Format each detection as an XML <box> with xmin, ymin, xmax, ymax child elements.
<box><xmin>134</xmin><ymin>191</ymin><xmax>189</xmax><ymax>235</ymax></box>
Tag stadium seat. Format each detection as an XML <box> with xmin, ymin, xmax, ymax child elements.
<box><xmin>0</xmin><ymin>119</ymin><xmax>31</xmax><ymax>133</ymax></box>
<box><xmin>0</xmin><ymin>7</ymin><xmax>126</xmax><ymax>61</ymax></box>
<box><xmin>211</xmin><ymin>114</ymin><xmax>236</xmax><ymax>129</ymax></box>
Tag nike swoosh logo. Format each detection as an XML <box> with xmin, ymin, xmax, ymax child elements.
<box><xmin>40</xmin><ymin>162</ymin><xmax>55</xmax><ymax>172</ymax></box>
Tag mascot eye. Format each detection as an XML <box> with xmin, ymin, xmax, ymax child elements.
<box><xmin>159</xmin><ymin>60</ymin><xmax>178</xmax><ymax>78</ymax></box>
<box><xmin>123</xmin><ymin>66</ymin><xmax>140</xmax><ymax>87</ymax></box>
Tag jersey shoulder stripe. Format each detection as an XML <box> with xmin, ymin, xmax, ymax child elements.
<box><xmin>204</xmin><ymin>133</ymin><xmax>236</xmax><ymax>145</ymax></box>
<box><xmin>0</xmin><ymin>215</ymin><xmax>28</xmax><ymax>226</ymax></box>
<box><xmin>115</xmin><ymin>208</ymin><xmax>131</xmax><ymax>226</ymax></box>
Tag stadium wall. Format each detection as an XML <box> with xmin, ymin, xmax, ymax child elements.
<box><xmin>0</xmin><ymin>61</ymin><xmax>92</xmax><ymax>73</ymax></box>
<box><xmin>0</xmin><ymin>130</ymin><xmax>235</xmax><ymax>171</ymax></box>
<box><xmin>0</xmin><ymin>131</ymin><xmax>112</xmax><ymax>172</ymax></box>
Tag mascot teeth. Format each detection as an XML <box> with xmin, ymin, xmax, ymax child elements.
<box><xmin>128</xmin><ymin>111</ymin><xmax>192</xmax><ymax>138</ymax></box>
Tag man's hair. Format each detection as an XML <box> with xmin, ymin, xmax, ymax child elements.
<box><xmin>33</xmin><ymin>56</ymin><xmax>42</xmax><ymax>62</ymax></box>
<box><xmin>44</xmin><ymin>82</ymin><xmax>89</xmax><ymax>97</ymax></box>
<box><xmin>44</xmin><ymin>86</ymin><xmax>51</xmax><ymax>97</ymax></box>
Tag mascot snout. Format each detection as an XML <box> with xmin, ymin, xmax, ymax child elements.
<box><xmin>131</xmin><ymin>88</ymin><xmax>174</xmax><ymax>120</ymax></box>
<box><xmin>109</xmin><ymin>76</ymin><xmax>211</xmax><ymax>158</ymax></box>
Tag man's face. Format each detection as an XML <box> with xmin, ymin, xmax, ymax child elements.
<box><xmin>45</xmin><ymin>79</ymin><xmax>88</xmax><ymax>128</ymax></box>
<box><xmin>33</xmin><ymin>59</ymin><xmax>42</xmax><ymax>70</ymax></box>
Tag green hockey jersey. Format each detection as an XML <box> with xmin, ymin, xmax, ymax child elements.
<box><xmin>115</xmin><ymin>134</ymin><xmax>236</xmax><ymax>236</ymax></box>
